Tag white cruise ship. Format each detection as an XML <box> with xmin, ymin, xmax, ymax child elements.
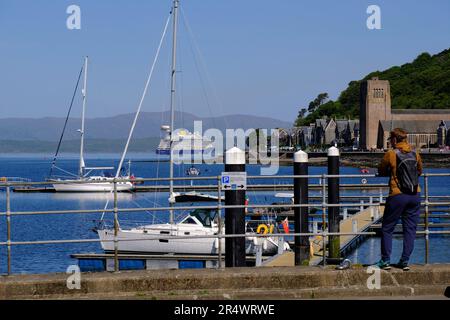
<box><xmin>156</xmin><ymin>125</ymin><xmax>214</xmax><ymax>155</ymax></box>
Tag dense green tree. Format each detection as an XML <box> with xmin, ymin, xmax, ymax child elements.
<box><xmin>294</xmin><ymin>48</ymin><xmax>450</xmax><ymax>126</ymax></box>
<box><xmin>294</xmin><ymin>108</ymin><xmax>307</xmax><ymax>126</ymax></box>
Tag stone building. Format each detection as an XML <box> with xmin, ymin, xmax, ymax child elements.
<box><xmin>335</xmin><ymin>119</ymin><xmax>359</xmax><ymax>147</ymax></box>
<box><xmin>360</xmin><ymin>77</ymin><xmax>450</xmax><ymax>150</ymax></box>
<box><xmin>437</xmin><ymin>120</ymin><xmax>450</xmax><ymax>148</ymax></box>
<box><xmin>312</xmin><ymin>118</ymin><xmax>336</xmax><ymax>145</ymax></box>
<box><xmin>359</xmin><ymin>77</ymin><xmax>392</xmax><ymax>150</ymax></box>
<box><xmin>378</xmin><ymin>120</ymin><xmax>440</xmax><ymax>149</ymax></box>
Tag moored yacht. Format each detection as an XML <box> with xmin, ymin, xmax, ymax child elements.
<box><xmin>48</xmin><ymin>57</ymin><xmax>135</xmax><ymax>193</ymax></box>
<box><xmin>97</xmin><ymin>209</ymin><xmax>283</xmax><ymax>255</ymax></box>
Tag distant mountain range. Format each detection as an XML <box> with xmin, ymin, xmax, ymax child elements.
<box><xmin>0</xmin><ymin>112</ymin><xmax>291</xmax><ymax>153</ymax></box>
<box><xmin>0</xmin><ymin>111</ymin><xmax>291</xmax><ymax>141</ymax></box>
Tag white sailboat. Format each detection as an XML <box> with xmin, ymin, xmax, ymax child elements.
<box><xmin>97</xmin><ymin>0</ymin><xmax>288</xmax><ymax>256</ymax></box>
<box><xmin>50</xmin><ymin>57</ymin><xmax>134</xmax><ymax>192</ymax></box>
<box><xmin>97</xmin><ymin>209</ymin><xmax>281</xmax><ymax>255</ymax></box>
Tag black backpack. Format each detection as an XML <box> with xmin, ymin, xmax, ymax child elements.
<box><xmin>394</xmin><ymin>149</ymin><xmax>419</xmax><ymax>195</ymax></box>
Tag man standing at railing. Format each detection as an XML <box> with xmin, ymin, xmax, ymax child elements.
<box><xmin>376</xmin><ymin>128</ymin><xmax>423</xmax><ymax>271</ymax></box>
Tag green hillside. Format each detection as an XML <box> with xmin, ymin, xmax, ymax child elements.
<box><xmin>295</xmin><ymin>48</ymin><xmax>450</xmax><ymax>126</ymax></box>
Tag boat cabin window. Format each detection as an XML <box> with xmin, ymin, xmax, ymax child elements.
<box><xmin>182</xmin><ymin>217</ymin><xmax>198</xmax><ymax>225</ymax></box>
<box><xmin>189</xmin><ymin>209</ymin><xmax>217</xmax><ymax>227</ymax></box>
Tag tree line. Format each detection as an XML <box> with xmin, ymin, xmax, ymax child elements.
<box><xmin>295</xmin><ymin>48</ymin><xmax>450</xmax><ymax>127</ymax></box>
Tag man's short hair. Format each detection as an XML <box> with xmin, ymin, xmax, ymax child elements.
<box><xmin>390</xmin><ymin>128</ymin><xmax>408</xmax><ymax>142</ymax></box>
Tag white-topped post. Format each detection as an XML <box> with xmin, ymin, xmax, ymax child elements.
<box><xmin>327</xmin><ymin>146</ymin><xmax>341</xmax><ymax>263</ymax></box>
<box><xmin>224</xmin><ymin>147</ymin><xmax>246</xmax><ymax>267</ymax></box>
<box><xmin>294</xmin><ymin>150</ymin><xmax>309</xmax><ymax>265</ymax></box>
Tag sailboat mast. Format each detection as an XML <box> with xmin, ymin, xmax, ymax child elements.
<box><xmin>79</xmin><ymin>56</ymin><xmax>88</xmax><ymax>178</ymax></box>
<box><xmin>169</xmin><ymin>0</ymin><xmax>179</xmax><ymax>224</ymax></box>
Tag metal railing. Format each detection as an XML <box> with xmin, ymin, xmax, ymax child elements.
<box><xmin>1</xmin><ymin>173</ymin><xmax>449</xmax><ymax>275</ymax></box>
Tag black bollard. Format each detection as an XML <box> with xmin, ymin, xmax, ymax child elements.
<box><xmin>327</xmin><ymin>146</ymin><xmax>341</xmax><ymax>263</ymax></box>
<box><xmin>294</xmin><ymin>150</ymin><xmax>309</xmax><ymax>265</ymax></box>
<box><xmin>224</xmin><ymin>147</ymin><xmax>246</xmax><ymax>267</ymax></box>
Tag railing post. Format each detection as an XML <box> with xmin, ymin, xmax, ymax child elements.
<box><xmin>6</xmin><ymin>185</ymin><xmax>11</xmax><ymax>275</ymax></box>
<box><xmin>352</xmin><ymin>219</ymin><xmax>358</xmax><ymax>233</ymax></box>
<box><xmin>294</xmin><ymin>150</ymin><xmax>309</xmax><ymax>265</ymax></box>
<box><xmin>369</xmin><ymin>196</ymin><xmax>374</xmax><ymax>220</ymax></box>
<box><xmin>113</xmin><ymin>179</ymin><xmax>119</xmax><ymax>272</ymax></box>
<box><xmin>224</xmin><ymin>147</ymin><xmax>246</xmax><ymax>268</ymax></box>
<box><xmin>217</xmin><ymin>176</ymin><xmax>223</xmax><ymax>269</ymax></box>
<box><xmin>327</xmin><ymin>146</ymin><xmax>341</xmax><ymax>264</ymax></box>
<box><xmin>313</xmin><ymin>221</ymin><xmax>318</xmax><ymax>234</ymax></box>
<box><xmin>255</xmin><ymin>244</ymin><xmax>262</xmax><ymax>267</ymax></box>
<box><xmin>424</xmin><ymin>174</ymin><xmax>429</xmax><ymax>265</ymax></box>
<box><xmin>321</xmin><ymin>174</ymin><xmax>326</xmax><ymax>267</ymax></box>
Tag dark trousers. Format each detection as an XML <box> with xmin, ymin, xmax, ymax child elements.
<box><xmin>381</xmin><ymin>193</ymin><xmax>421</xmax><ymax>263</ymax></box>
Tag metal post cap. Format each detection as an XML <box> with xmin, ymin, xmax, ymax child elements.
<box><xmin>294</xmin><ymin>150</ymin><xmax>308</xmax><ymax>163</ymax></box>
<box><xmin>327</xmin><ymin>146</ymin><xmax>340</xmax><ymax>157</ymax></box>
<box><xmin>225</xmin><ymin>147</ymin><xmax>245</xmax><ymax>165</ymax></box>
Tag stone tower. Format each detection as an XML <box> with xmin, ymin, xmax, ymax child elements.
<box><xmin>359</xmin><ymin>77</ymin><xmax>391</xmax><ymax>150</ymax></box>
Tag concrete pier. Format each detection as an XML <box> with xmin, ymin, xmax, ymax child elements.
<box><xmin>1</xmin><ymin>264</ymin><xmax>449</xmax><ymax>299</ymax></box>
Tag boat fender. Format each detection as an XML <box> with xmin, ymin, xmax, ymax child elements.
<box><xmin>281</xmin><ymin>218</ymin><xmax>290</xmax><ymax>234</ymax></box>
<box><xmin>309</xmin><ymin>240</ymin><xmax>314</xmax><ymax>258</ymax></box>
<box><xmin>214</xmin><ymin>238</ymin><xmax>219</xmax><ymax>249</ymax></box>
<box><xmin>263</xmin><ymin>239</ymin><xmax>268</xmax><ymax>250</ymax></box>
<box><xmin>256</xmin><ymin>224</ymin><xmax>269</xmax><ymax>234</ymax></box>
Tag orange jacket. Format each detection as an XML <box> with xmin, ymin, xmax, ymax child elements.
<box><xmin>378</xmin><ymin>141</ymin><xmax>423</xmax><ymax>197</ymax></box>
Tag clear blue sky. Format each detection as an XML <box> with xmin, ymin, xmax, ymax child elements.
<box><xmin>1</xmin><ymin>0</ymin><xmax>449</xmax><ymax>122</ymax></box>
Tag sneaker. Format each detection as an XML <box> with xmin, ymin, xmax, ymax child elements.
<box><xmin>396</xmin><ymin>260</ymin><xmax>410</xmax><ymax>271</ymax></box>
<box><xmin>375</xmin><ymin>259</ymin><xmax>391</xmax><ymax>270</ymax></box>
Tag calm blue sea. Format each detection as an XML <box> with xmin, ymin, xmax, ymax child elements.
<box><xmin>0</xmin><ymin>153</ymin><xmax>449</xmax><ymax>274</ymax></box>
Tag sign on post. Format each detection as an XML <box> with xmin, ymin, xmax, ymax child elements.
<box><xmin>221</xmin><ymin>172</ymin><xmax>247</xmax><ymax>191</ymax></box>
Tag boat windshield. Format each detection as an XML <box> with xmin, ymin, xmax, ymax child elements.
<box><xmin>189</xmin><ymin>209</ymin><xmax>217</xmax><ymax>227</ymax></box>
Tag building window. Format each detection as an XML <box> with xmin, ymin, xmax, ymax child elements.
<box><xmin>373</xmin><ymin>88</ymin><xmax>384</xmax><ymax>98</ymax></box>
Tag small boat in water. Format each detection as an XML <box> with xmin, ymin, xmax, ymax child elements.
<box><xmin>52</xmin><ymin>176</ymin><xmax>133</xmax><ymax>192</ymax></box>
<box><xmin>48</xmin><ymin>57</ymin><xmax>134</xmax><ymax>193</ymax></box>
